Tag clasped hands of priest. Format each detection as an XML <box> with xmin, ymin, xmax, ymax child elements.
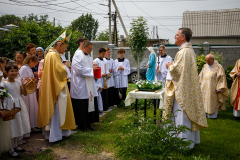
<box><xmin>166</xmin><ymin>62</ymin><xmax>173</xmax><ymax>69</ymax></box>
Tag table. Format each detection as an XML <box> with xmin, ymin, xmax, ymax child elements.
<box><xmin>125</xmin><ymin>89</ymin><xmax>165</xmax><ymax>118</ymax></box>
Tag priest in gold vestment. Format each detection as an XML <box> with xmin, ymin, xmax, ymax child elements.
<box><xmin>230</xmin><ymin>59</ymin><xmax>240</xmax><ymax>120</ymax></box>
<box><xmin>199</xmin><ymin>54</ymin><xmax>228</xmax><ymax>119</ymax></box>
<box><xmin>163</xmin><ymin>28</ymin><xmax>208</xmax><ymax>149</ymax></box>
<box><xmin>37</xmin><ymin>31</ymin><xmax>76</xmax><ymax>142</ymax></box>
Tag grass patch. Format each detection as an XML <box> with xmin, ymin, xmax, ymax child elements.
<box><xmin>1</xmin><ymin>83</ymin><xmax>239</xmax><ymax>159</ymax></box>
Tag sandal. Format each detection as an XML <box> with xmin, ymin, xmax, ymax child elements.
<box><xmin>14</xmin><ymin>147</ymin><xmax>26</xmax><ymax>152</ymax></box>
<box><xmin>8</xmin><ymin>151</ymin><xmax>20</xmax><ymax>158</ymax></box>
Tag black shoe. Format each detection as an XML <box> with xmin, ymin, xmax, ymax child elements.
<box><xmin>14</xmin><ymin>147</ymin><xmax>26</xmax><ymax>152</ymax></box>
<box><xmin>9</xmin><ymin>151</ymin><xmax>21</xmax><ymax>158</ymax></box>
<box><xmin>88</xmin><ymin>125</ymin><xmax>95</xmax><ymax>131</ymax></box>
<box><xmin>235</xmin><ymin>117</ymin><xmax>240</xmax><ymax>120</ymax></box>
<box><xmin>99</xmin><ymin>111</ymin><xmax>103</xmax><ymax>114</ymax></box>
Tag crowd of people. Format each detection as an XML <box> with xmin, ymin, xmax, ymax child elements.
<box><xmin>0</xmin><ymin>31</ymin><xmax>130</xmax><ymax>158</ymax></box>
<box><xmin>0</xmin><ymin>27</ymin><xmax>240</xmax><ymax>158</ymax></box>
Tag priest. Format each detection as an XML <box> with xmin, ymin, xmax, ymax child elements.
<box><xmin>163</xmin><ymin>28</ymin><xmax>208</xmax><ymax>149</ymax></box>
<box><xmin>155</xmin><ymin>45</ymin><xmax>173</xmax><ymax>84</ymax></box>
<box><xmin>199</xmin><ymin>54</ymin><xmax>228</xmax><ymax>119</ymax></box>
<box><xmin>37</xmin><ymin>30</ymin><xmax>76</xmax><ymax>142</ymax></box>
<box><xmin>230</xmin><ymin>59</ymin><xmax>240</xmax><ymax>120</ymax></box>
<box><xmin>70</xmin><ymin>40</ymin><xmax>99</xmax><ymax>131</ymax></box>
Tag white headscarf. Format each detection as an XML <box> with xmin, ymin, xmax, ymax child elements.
<box><xmin>147</xmin><ymin>47</ymin><xmax>157</xmax><ymax>61</ymax></box>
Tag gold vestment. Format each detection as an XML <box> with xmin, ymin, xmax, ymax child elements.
<box><xmin>230</xmin><ymin>59</ymin><xmax>240</xmax><ymax>110</ymax></box>
<box><xmin>37</xmin><ymin>48</ymin><xmax>76</xmax><ymax>130</ymax></box>
<box><xmin>199</xmin><ymin>61</ymin><xmax>228</xmax><ymax>114</ymax></box>
<box><xmin>163</xmin><ymin>43</ymin><xmax>208</xmax><ymax>131</ymax></box>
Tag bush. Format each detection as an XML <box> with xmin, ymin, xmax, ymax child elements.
<box><xmin>114</xmin><ymin>111</ymin><xmax>192</xmax><ymax>160</ymax></box>
<box><xmin>196</xmin><ymin>51</ymin><xmax>224</xmax><ymax>74</ymax></box>
<box><xmin>225</xmin><ymin>65</ymin><xmax>235</xmax><ymax>89</ymax></box>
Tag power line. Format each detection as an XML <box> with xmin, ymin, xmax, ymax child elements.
<box><xmin>128</xmin><ymin>0</ymin><xmax>175</xmax><ymax>34</ymax></box>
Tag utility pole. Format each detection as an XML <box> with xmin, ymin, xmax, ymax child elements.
<box><xmin>112</xmin><ymin>0</ymin><xmax>128</xmax><ymax>37</ymax></box>
<box><xmin>53</xmin><ymin>17</ymin><xmax>55</xmax><ymax>26</ymax></box>
<box><xmin>108</xmin><ymin>0</ymin><xmax>112</xmax><ymax>43</ymax></box>
<box><xmin>115</xmin><ymin>11</ymin><xmax>118</xmax><ymax>47</ymax></box>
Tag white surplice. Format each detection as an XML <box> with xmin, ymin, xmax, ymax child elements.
<box><xmin>155</xmin><ymin>55</ymin><xmax>172</xmax><ymax>84</ymax></box>
<box><xmin>95</xmin><ymin>78</ymin><xmax>103</xmax><ymax>111</ymax></box>
<box><xmin>166</xmin><ymin>70</ymin><xmax>200</xmax><ymax>149</ymax></box>
<box><xmin>19</xmin><ymin>64</ymin><xmax>38</xmax><ymax>128</ymax></box>
<box><xmin>93</xmin><ymin>58</ymin><xmax>109</xmax><ymax>88</ymax></box>
<box><xmin>104</xmin><ymin>58</ymin><xmax>116</xmax><ymax>87</ymax></box>
<box><xmin>70</xmin><ymin>50</ymin><xmax>97</xmax><ymax>99</ymax></box>
<box><xmin>114</xmin><ymin>58</ymin><xmax>130</xmax><ymax>88</ymax></box>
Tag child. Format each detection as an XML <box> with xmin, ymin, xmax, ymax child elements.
<box><xmin>114</xmin><ymin>49</ymin><xmax>130</xmax><ymax>106</ymax></box>
<box><xmin>19</xmin><ymin>55</ymin><xmax>39</xmax><ymax>132</ymax></box>
<box><xmin>93</xmin><ymin>62</ymin><xmax>103</xmax><ymax>112</ymax></box>
<box><xmin>104</xmin><ymin>48</ymin><xmax>116</xmax><ymax>108</ymax></box>
<box><xmin>14</xmin><ymin>51</ymin><xmax>24</xmax><ymax>70</ymax></box>
<box><xmin>93</xmin><ymin>48</ymin><xmax>109</xmax><ymax>111</ymax></box>
<box><xmin>1</xmin><ymin>63</ymin><xmax>31</xmax><ymax>158</ymax></box>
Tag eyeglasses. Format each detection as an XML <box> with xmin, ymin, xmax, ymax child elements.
<box><xmin>87</xmin><ymin>46</ymin><xmax>93</xmax><ymax>51</ymax></box>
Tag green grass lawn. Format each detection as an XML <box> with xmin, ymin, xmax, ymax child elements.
<box><xmin>1</xmin><ymin>83</ymin><xmax>240</xmax><ymax>159</ymax></box>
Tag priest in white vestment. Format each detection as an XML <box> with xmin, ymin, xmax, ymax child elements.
<box><xmin>70</xmin><ymin>40</ymin><xmax>99</xmax><ymax>131</ymax></box>
<box><xmin>199</xmin><ymin>54</ymin><xmax>228</xmax><ymax>119</ymax></box>
<box><xmin>164</xmin><ymin>28</ymin><xmax>208</xmax><ymax>149</ymax></box>
<box><xmin>155</xmin><ymin>45</ymin><xmax>173</xmax><ymax>85</ymax></box>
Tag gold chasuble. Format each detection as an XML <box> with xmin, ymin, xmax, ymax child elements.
<box><xmin>163</xmin><ymin>43</ymin><xmax>208</xmax><ymax>131</ymax></box>
<box><xmin>37</xmin><ymin>48</ymin><xmax>76</xmax><ymax>130</ymax></box>
<box><xmin>230</xmin><ymin>59</ymin><xmax>240</xmax><ymax>110</ymax></box>
<box><xmin>199</xmin><ymin>61</ymin><xmax>228</xmax><ymax>114</ymax></box>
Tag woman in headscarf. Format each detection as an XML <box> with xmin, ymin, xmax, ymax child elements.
<box><xmin>146</xmin><ymin>47</ymin><xmax>157</xmax><ymax>82</ymax></box>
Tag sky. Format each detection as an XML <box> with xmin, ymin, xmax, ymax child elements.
<box><xmin>0</xmin><ymin>0</ymin><xmax>240</xmax><ymax>44</ymax></box>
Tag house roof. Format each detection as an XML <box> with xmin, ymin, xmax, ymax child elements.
<box><xmin>182</xmin><ymin>8</ymin><xmax>240</xmax><ymax>37</ymax></box>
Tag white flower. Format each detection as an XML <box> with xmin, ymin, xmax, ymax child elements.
<box><xmin>146</xmin><ymin>81</ymin><xmax>148</xmax><ymax>84</ymax></box>
<box><xmin>0</xmin><ymin>92</ymin><xmax>3</xmax><ymax>95</ymax></box>
<box><xmin>153</xmin><ymin>82</ymin><xmax>156</xmax><ymax>85</ymax></box>
<box><xmin>138</xmin><ymin>85</ymin><xmax>142</xmax><ymax>88</ymax></box>
<box><xmin>141</xmin><ymin>83</ymin><xmax>143</xmax><ymax>85</ymax></box>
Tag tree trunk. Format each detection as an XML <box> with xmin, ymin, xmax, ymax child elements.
<box><xmin>137</xmin><ymin>55</ymin><xmax>140</xmax><ymax>81</ymax></box>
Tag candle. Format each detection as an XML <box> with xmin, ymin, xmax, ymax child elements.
<box><xmin>68</xmin><ymin>51</ymin><xmax>70</xmax><ymax>61</ymax></box>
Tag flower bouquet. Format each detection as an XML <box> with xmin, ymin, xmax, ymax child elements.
<box><xmin>136</xmin><ymin>80</ymin><xmax>163</xmax><ymax>92</ymax></box>
<box><xmin>0</xmin><ymin>88</ymin><xmax>21</xmax><ymax>121</ymax></box>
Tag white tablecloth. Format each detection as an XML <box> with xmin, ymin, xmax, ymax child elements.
<box><xmin>125</xmin><ymin>89</ymin><xmax>165</xmax><ymax>109</ymax></box>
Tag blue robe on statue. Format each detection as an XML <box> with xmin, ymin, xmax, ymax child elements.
<box><xmin>146</xmin><ymin>52</ymin><xmax>156</xmax><ymax>81</ymax></box>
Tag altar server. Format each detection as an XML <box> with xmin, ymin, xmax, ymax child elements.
<box><xmin>37</xmin><ymin>30</ymin><xmax>76</xmax><ymax>142</ymax></box>
<box><xmin>71</xmin><ymin>41</ymin><xmax>99</xmax><ymax>131</ymax></box>
<box><xmin>114</xmin><ymin>49</ymin><xmax>130</xmax><ymax>106</ymax></box>
<box><xmin>199</xmin><ymin>54</ymin><xmax>228</xmax><ymax>119</ymax></box>
<box><xmin>104</xmin><ymin>47</ymin><xmax>116</xmax><ymax>108</ymax></box>
<box><xmin>163</xmin><ymin>28</ymin><xmax>208</xmax><ymax>149</ymax></box>
<box><xmin>155</xmin><ymin>45</ymin><xmax>173</xmax><ymax>84</ymax></box>
<box><xmin>230</xmin><ymin>59</ymin><xmax>240</xmax><ymax>120</ymax></box>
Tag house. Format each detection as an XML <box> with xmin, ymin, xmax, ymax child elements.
<box><xmin>182</xmin><ymin>8</ymin><xmax>240</xmax><ymax>45</ymax></box>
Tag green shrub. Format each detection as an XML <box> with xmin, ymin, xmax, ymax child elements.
<box><xmin>114</xmin><ymin>111</ymin><xmax>192</xmax><ymax>160</ymax></box>
<box><xmin>225</xmin><ymin>65</ymin><xmax>235</xmax><ymax>89</ymax></box>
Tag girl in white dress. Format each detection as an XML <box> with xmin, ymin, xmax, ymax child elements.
<box><xmin>1</xmin><ymin>63</ymin><xmax>31</xmax><ymax>158</ymax></box>
<box><xmin>19</xmin><ymin>55</ymin><xmax>39</xmax><ymax>131</ymax></box>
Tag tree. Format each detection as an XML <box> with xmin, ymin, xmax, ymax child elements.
<box><xmin>94</xmin><ymin>29</ymin><xmax>120</xmax><ymax>42</ymax></box>
<box><xmin>0</xmin><ymin>15</ymin><xmax>63</xmax><ymax>58</ymax></box>
<box><xmin>22</xmin><ymin>14</ymin><xmax>49</xmax><ymax>25</ymax></box>
<box><xmin>127</xmin><ymin>17</ymin><xmax>149</xmax><ymax>81</ymax></box>
<box><xmin>0</xmin><ymin>14</ymin><xmax>22</xmax><ymax>27</ymax></box>
<box><xmin>70</xmin><ymin>13</ymin><xmax>99</xmax><ymax>41</ymax></box>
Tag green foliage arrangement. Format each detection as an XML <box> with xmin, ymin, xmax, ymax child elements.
<box><xmin>127</xmin><ymin>16</ymin><xmax>149</xmax><ymax>81</ymax></box>
<box><xmin>114</xmin><ymin>111</ymin><xmax>192</xmax><ymax>160</ymax></box>
<box><xmin>225</xmin><ymin>65</ymin><xmax>235</xmax><ymax>89</ymax></box>
<box><xmin>196</xmin><ymin>51</ymin><xmax>224</xmax><ymax>74</ymax></box>
<box><xmin>135</xmin><ymin>80</ymin><xmax>163</xmax><ymax>91</ymax></box>
<box><xmin>70</xmin><ymin>13</ymin><xmax>99</xmax><ymax>41</ymax></box>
